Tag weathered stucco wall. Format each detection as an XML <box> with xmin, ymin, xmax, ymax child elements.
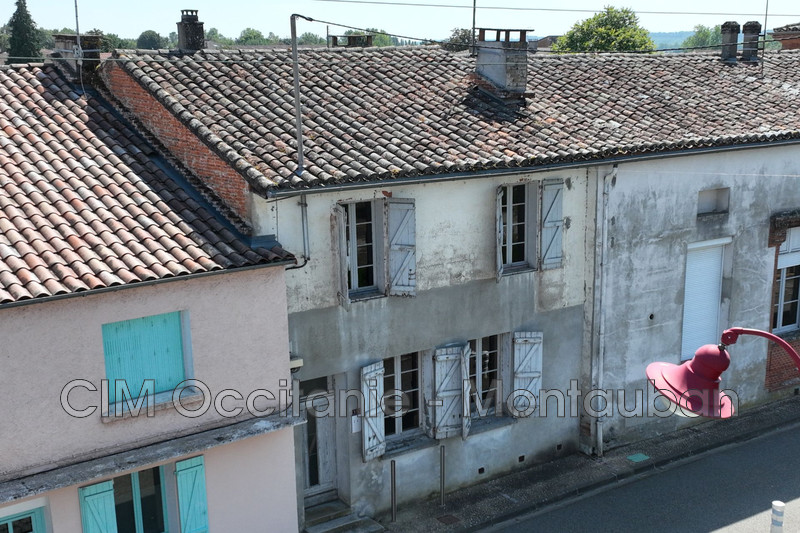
<box><xmin>0</xmin><ymin>267</ymin><xmax>290</xmax><ymax>479</ymax></box>
<box><xmin>596</xmin><ymin>146</ymin><xmax>800</xmax><ymax>444</ymax></box>
<box><xmin>276</xmin><ymin>170</ymin><xmax>588</xmax><ymax>315</ymax></box>
<box><xmin>266</xmin><ymin>169</ymin><xmax>591</xmax><ymax>515</ymax></box>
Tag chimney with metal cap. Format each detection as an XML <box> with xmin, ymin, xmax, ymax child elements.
<box><xmin>177</xmin><ymin>9</ymin><xmax>205</xmax><ymax>51</ymax></box>
<box><xmin>720</xmin><ymin>21</ymin><xmax>740</xmax><ymax>62</ymax></box>
<box><xmin>475</xmin><ymin>28</ymin><xmax>531</xmax><ymax>96</ymax></box>
<box><xmin>741</xmin><ymin>21</ymin><xmax>762</xmax><ymax>61</ymax></box>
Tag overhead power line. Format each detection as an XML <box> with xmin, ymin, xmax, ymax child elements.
<box><xmin>311</xmin><ymin>0</ymin><xmax>800</xmax><ymax>18</ymax></box>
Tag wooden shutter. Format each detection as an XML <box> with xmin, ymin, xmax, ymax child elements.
<box><xmin>433</xmin><ymin>344</ymin><xmax>467</xmax><ymax>439</ymax></box>
<box><xmin>541</xmin><ymin>181</ymin><xmax>563</xmax><ymax>268</ymax></box>
<box><xmin>460</xmin><ymin>343</ymin><xmax>471</xmax><ymax>440</ymax></box>
<box><xmin>512</xmin><ymin>332</ymin><xmax>543</xmax><ymax>417</ymax></box>
<box><xmin>496</xmin><ymin>186</ymin><xmax>505</xmax><ymax>281</ymax></box>
<box><xmin>333</xmin><ymin>204</ymin><xmax>350</xmax><ymax>309</ymax></box>
<box><xmin>387</xmin><ymin>199</ymin><xmax>416</xmax><ymax>296</ymax></box>
<box><xmin>361</xmin><ymin>361</ymin><xmax>386</xmax><ymax>461</ymax></box>
<box><xmin>79</xmin><ymin>480</ymin><xmax>118</xmax><ymax>533</ymax></box>
<box><xmin>176</xmin><ymin>456</ymin><xmax>209</xmax><ymax>533</ymax></box>
<box><xmin>102</xmin><ymin>312</ymin><xmax>184</xmax><ymax>404</ymax></box>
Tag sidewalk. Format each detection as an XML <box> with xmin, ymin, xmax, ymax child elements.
<box><xmin>376</xmin><ymin>395</ymin><xmax>800</xmax><ymax>532</ymax></box>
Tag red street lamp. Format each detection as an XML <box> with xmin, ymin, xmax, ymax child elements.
<box><xmin>646</xmin><ymin>328</ymin><xmax>800</xmax><ymax>419</ymax></box>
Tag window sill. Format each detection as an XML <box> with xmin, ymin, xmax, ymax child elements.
<box><xmin>469</xmin><ymin>414</ymin><xmax>516</xmax><ymax>436</ymax></box>
<box><xmin>773</xmin><ymin>328</ymin><xmax>800</xmax><ymax>342</ymax></box>
<box><xmin>383</xmin><ymin>430</ymin><xmax>438</xmax><ymax>458</ymax></box>
<box><xmin>501</xmin><ymin>265</ymin><xmax>536</xmax><ymax>277</ymax></box>
<box><xmin>348</xmin><ymin>289</ymin><xmax>386</xmax><ymax>302</ymax></box>
<box><xmin>101</xmin><ymin>391</ymin><xmax>205</xmax><ymax>423</ymax></box>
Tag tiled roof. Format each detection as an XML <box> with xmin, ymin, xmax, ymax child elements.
<box><xmin>0</xmin><ymin>65</ymin><xmax>293</xmax><ymax>305</ymax></box>
<box><xmin>774</xmin><ymin>22</ymin><xmax>800</xmax><ymax>32</ymax></box>
<box><xmin>108</xmin><ymin>47</ymin><xmax>800</xmax><ymax>193</ymax></box>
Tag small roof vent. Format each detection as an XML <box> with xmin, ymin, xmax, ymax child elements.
<box><xmin>330</xmin><ymin>34</ymin><xmax>374</xmax><ymax>48</ymax></box>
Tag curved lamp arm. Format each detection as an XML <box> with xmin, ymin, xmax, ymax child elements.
<box><xmin>720</xmin><ymin>328</ymin><xmax>800</xmax><ymax>371</ymax></box>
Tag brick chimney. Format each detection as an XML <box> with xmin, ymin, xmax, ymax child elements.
<box><xmin>773</xmin><ymin>22</ymin><xmax>800</xmax><ymax>50</ymax></box>
<box><xmin>177</xmin><ymin>9</ymin><xmax>205</xmax><ymax>51</ymax></box>
<box><xmin>720</xmin><ymin>21</ymin><xmax>740</xmax><ymax>62</ymax></box>
<box><xmin>475</xmin><ymin>28</ymin><xmax>531</xmax><ymax>97</ymax></box>
<box><xmin>741</xmin><ymin>21</ymin><xmax>761</xmax><ymax>61</ymax></box>
<box><xmin>330</xmin><ymin>34</ymin><xmax>374</xmax><ymax>47</ymax></box>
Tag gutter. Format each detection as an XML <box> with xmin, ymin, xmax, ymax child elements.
<box><xmin>266</xmin><ymin>138</ymin><xmax>800</xmax><ymax>199</ymax></box>
<box><xmin>0</xmin><ymin>259</ymin><xmax>295</xmax><ymax>313</ymax></box>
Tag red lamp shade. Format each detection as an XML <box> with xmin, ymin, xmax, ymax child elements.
<box><xmin>646</xmin><ymin>344</ymin><xmax>735</xmax><ymax>419</ymax></box>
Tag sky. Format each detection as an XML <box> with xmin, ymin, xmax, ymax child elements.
<box><xmin>4</xmin><ymin>0</ymin><xmax>800</xmax><ymax>42</ymax></box>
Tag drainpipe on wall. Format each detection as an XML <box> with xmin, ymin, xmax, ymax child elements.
<box><xmin>286</xmin><ymin>193</ymin><xmax>310</xmax><ymax>270</ymax></box>
<box><xmin>593</xmin><ymin>164</ymin><xmax>617</xmax><ymax>457</ymax></box>
<box><xmin>286</xmin><ymin>14</ymin><xmax>314</xmax><ymax>272</ymax></box>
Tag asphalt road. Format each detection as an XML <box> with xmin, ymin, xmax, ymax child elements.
<box><xmin>488</xmin><ymin>423</ymin><xmax>800</xmax><ymax>533</ymax></box>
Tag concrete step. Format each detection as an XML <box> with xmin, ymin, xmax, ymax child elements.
<box><xmin>304</xmin><ymin>514</ymin><xmax>384</xmax><ymax>533</ymax></box>
<box><xmin>304</xmin><ymin>500</ymin><xmax>351</xmax><ymax>528</ymax></box>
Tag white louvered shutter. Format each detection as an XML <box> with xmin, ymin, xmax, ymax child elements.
<box><xmin>461</xmin><ymin>343</ymin><xmax>471</xmax><ymax>439</ymax></box>
<box><xmin>387</xmin><ymin>199</ymin><xmax>416</xmax><ymax>296</ymax></box>
<box><xmin>496</xmin><ymin>186</ymin><xmax>505</xmax><ymax>281</ymax></box>
<box><xmin>541</xmin><ymin>181</ymin><xmax>563</xmax><ymax>268</ymax></box>
<box><xmin>361</xmin><ymin>361</ymin><xmax>386</xmax><ymax>461</ymax></box>
<box><xmin>681</xmin><ymin>244</ymin><xmax>724</xmax><ymax>360</ymax></box>
<box><xmin>433</xmin><ymin>345</ymin><xmax>467</xmax><ymax>439</ymax></box>
<box><xmin>333</xmin><ymin>204</ymin><xmax>350</xmax><ymax>309</ymax></box>
<box><xmin>512</xmin><ymin>332</ymin><xmax>543</xmax><ymax>417</ymax></box>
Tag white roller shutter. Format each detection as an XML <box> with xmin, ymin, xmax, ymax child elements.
<box><xmin>681</xmin><ymin>243</ymin><xmax>725</xmax><ymax>360</ymax></box>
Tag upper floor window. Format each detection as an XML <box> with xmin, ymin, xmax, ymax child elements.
<box><xmin>102</xmin><ymin>311</ymin><xmax>191</xmax><ymax>410</ymax></box>
<box><xmin>773</xmin><ymin>227</ymin><xmax>800</xmax><ymax>333</ymax></box>
<box><xmin>468</xmin><ymin>335</ymin><xmax>500</xmax><ymax>417</ymax></box>
<box><xmin>496</xmin><ymin>180</ymin><xmax>563</xmax><ymax>278</ymax></box>
<box><xmin>334</xmin><ymin>199</ymin><xmax>416</xmax><ymax>307</ymax></box>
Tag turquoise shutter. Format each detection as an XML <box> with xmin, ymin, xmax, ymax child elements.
<box><xmin>176</xmin><ymin>456</ymin><xmax>209</xmax><ymax>533</ymax></box>
<box><xmin>79</xmin><ymin>481</ymin><xmax>118</xmax><ymax>533</ymax></box>
<box><xmin>103</xmin><ymin>312</ymin><xmax>185</xmax><ymax>403</ymax></box>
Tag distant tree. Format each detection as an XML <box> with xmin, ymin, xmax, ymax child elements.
<box><xmin>205</xmin><ymin>27</ymin><xmax>234</xmax><ymax>46</ymax></box>
<box><xmin>236</xmin><ymin>28</ymin><xmax>267</xmax><ymax>45</ymax></box>
<box><xmin>552</xmin><ymin>6</ymin><xmax>654</xmax><ymax>53</ymax></box>
<box><xmin>366</xmin><ymin>28</ymin><xmax>392</xmax><ymax>47</ymax></box>
<box><xmin>681</xmin><ymin>24</ymin><xmax>722</xmax><ymax>51</ymax></box>
<box><xmin>8</xmin><ymin>0</ymin><xmax>40</xmax><ymax>63</ymax></box>
<box><xmin>298</xmin><ymin>32</ymin><xmax>325</xmax><ymax>45</ymax></box>
<box><xmin>440</xmin><ymin>27</ymin><xmax>473</xmax><ymax>52</ymax></box>
<box><xmin>168</xmin><ymin>31</ymin><xmax>178</xmax><ymax>47</ymax></box>
<box><xmin>0</xmin><ymin>25</ymin><xmax>9</xmax><ymax>53</ymax></box>
<box><xmin>137</xmin><ymin>30</ymin><xmax>166</xmax><ymax>49</ymax></box>
<box><xmin>101</xmin><ymin>33</ymin><xmax>136</xmax><ymax>51</ymax></box>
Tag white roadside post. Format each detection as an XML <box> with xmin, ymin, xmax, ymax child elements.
<box><xmin>771</xmin><ymin>500</ymin><xmax>785</xmax><ymax>533</ymax></box>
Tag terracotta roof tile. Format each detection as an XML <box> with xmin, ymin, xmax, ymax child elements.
<box><xmin>0</xmin><ymin>65</ymin><xmax>294</xmax><ymax>306</ymax></box>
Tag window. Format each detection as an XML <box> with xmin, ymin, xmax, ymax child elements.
<box><xmin>383</xmin><ymin>353</ymin><xmax>421</xmax><ymax>436</ymax></box>
<box><xmin>468</xmin><ymin>336</ymin><xmax>499</xmax><ymax>416</ymax></box>
<box><xmin>79</xmin><ymin>458</ymin><xmax>208</xmax><ymax>533</ymax></box>
<box><xmin>335</xmin><ymin>199</ymin><xmax>416</xmax><ymax>307</ymax></box>
<box><xmin>0</xmin><ymin>508</ymin><xmax>46</xmax><ymax>533</ymax></box>
<box><xmin>496</xmin><ymin>180</ymin><xmax>563</xmax><ymax>278</ymax></box>
<box><xmin>773</xmin><ymin>227</ymin><xmax>800</xmax><ymax>333</ymax></box>
<box><xmin>681</xmin><ymin>239</ymin><xmax>729</xmax><ymax>360</ymax></box>
<box><xmin>102</xmin><ymin>311</ymin><xmax>190</xmax><ymax>407</ymax></box>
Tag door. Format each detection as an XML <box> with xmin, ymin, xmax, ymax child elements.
<box><xmin>301</xmin><ymin>383</ymin><xmax>337</xmax><ymax>504</ymax></box>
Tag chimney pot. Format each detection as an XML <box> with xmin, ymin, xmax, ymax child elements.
<box><xmin>741</xmin><ymin>21</ymin><xmax>762</xmax><ymax>61</ymax></box>
<box><xmin>720</xmin><ymin>21</ymin><xmax>740</xmax><ymax>62</ymax></box>
<box><xmin>177</xmin><ymin>9</ymin><xmax>205</xmax><ymax>51</ymax></box>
